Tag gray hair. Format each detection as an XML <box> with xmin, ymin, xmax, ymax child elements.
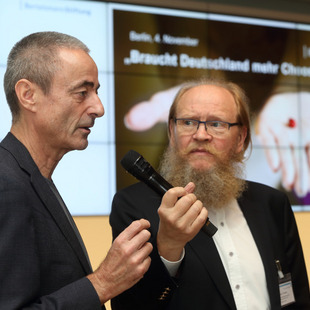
<box><xmin>4</xmin><ymin>31</ymin><xmax>90</xmax><ymax>122</ymax></box>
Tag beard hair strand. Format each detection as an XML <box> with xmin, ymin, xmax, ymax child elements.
<box><xmin>158</xmin><ymin>146</ymin><xmax>247</xmax><ymax>210</ymax></box>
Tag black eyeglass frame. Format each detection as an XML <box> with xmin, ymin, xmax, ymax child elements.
<box><xmin>174</xmin><ymin>118</ymin><xmax>241</xmax><ymax>133</ymax></box>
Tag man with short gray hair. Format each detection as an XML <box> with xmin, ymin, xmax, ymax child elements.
<box><xmin>0</xmin><ymin>31</ymin><xmax>152</xmax><ymax>309</ymax></box>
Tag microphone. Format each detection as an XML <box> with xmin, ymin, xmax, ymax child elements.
<box><xmin>121</xmin><ymin>149</ymin><xmax>217</xmax><ymax>237</ymax></box>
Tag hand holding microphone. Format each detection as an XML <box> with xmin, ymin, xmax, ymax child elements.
<box><xmin>121</xmin><ymin>150</ymin><xmax>217</xmax><ymax>238</ymax></box>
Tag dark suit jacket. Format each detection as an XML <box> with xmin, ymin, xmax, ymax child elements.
<box><xmin>0</xmin><ymin>133</ymin><xmax>103</xmax><ymax>309</ymax></box>
<box><xmin>110</xmin><ymin>180</ymin><xmax>310</xmax><ymax>309</ymax></box>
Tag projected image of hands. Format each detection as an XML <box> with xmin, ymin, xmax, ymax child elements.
<box><xmin>124</xmin><ymin>85</ymin><xmax>180</xmax><ymax>132</ymax></box>
<box><xmin>256</xmin><ymin>91</ymin><xmax>310</xmax><ymax>198</ymax></box>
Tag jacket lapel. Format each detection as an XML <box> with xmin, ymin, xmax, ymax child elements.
<box><xmin>1</xmin><ymin>133</ymin><xmax>92</xmax><ymax>274</ymax></box>
<box><xmin>31</xmin><ymin>169</ymin><xmax>93</xmax><ymax>274</ymax></box>
<box><xmin>189</xmin><ymin>230</ymin><xmax>237</xmax><ymax>309</ymax></box>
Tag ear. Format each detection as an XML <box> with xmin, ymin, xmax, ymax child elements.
<box><xmin>15</xmin><ymin>79</ymin><xmax>39</xmax><ymax>113</ymax></box>
<box><xmin>236</xmin><ymin>126</ymin><xmax>247</xmax><ymax>153</ymax></box>
<box><xmin>168</xmin><ymin>119</ymin><xmax>176</xmax><ymax>147</ymax></box>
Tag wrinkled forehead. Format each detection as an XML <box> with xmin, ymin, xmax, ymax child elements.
<box><xmin>175</xmin><ymin>85</ymin><xmax>238</xmax><ymax>118</ymax></box>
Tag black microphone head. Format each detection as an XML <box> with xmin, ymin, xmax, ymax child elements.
<box><xmin>121</xmin><ymin>150</ymin><xmax>155</xmax><ymax>182</ymax></box>
<box><xmin>120</xmin><ymin>149</ymin><xmax>141</xmax><ymax>172</ymax></box>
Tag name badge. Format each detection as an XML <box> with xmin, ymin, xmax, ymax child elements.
<box><xmin>276</xmin><ymin>260</ymin><xmax>295</xmax><ymax>307</ymax></box>
<box><xmin>279</xmin><ymin>273</ymin><xmax>295</xmax><ymax>307</ymax></box>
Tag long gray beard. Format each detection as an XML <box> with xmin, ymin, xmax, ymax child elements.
<box><xmin>158</xmin><ymin>147</ymin><xmax>247</xmax><ymax>209</ymax></box>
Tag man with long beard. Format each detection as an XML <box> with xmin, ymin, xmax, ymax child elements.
<box><xmin>110</xmin><ymin>78</ymin><xmax>310</xmax><ymax>309</ymax></box>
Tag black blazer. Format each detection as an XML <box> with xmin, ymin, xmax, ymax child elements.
<box><xmin>110</xmin><ymin>179</ymin><xmax>310</xmax><ymax>309</ymax></box>
<box><xmin>0</xmin><ymin>133</ymin><xmax>103</xmax><ymax>309</ymax></box>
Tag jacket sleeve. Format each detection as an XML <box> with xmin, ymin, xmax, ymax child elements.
<box><xmin>0</xmin><ymin>175</ymin><xmax>103</xmax><ymax>310</ymax></box>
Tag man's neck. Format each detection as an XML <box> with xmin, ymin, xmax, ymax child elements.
<box><xmin>10</xmin><ymin>126</ymin><xmax>61</xmax><ymax>179</ymax></box>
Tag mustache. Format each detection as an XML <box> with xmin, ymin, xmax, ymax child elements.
<box><xmin>186</xmin><ymin>144</ymin><xmax>221</xmax><ymax>157</ymax></box>
<box><xmin>186</xmin><ymin>142</ymin><xmax>241</xmax><ymax>162</ymax></box>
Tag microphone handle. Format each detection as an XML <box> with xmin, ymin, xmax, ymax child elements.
<box><xmin>147</xmin><ymin>174</ymin><xmax>218</xmax><ymax>237</ymax></box>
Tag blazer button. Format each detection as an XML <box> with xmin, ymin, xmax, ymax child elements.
<box><xmin>158</xmin><ymin>287</ymin><xmax>171</xmax><ymax>300</ymax></box>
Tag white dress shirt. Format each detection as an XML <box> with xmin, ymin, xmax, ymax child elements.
<box><xmin>161</xmin><ymin>199</ymin><xmax>271</xmax><ymax>309</ymax></box>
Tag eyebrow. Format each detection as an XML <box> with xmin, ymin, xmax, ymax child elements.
<box><xmin>70</xmin><ymin>80</ymin><xmax>100</xmax><ymax>92</ymax></box>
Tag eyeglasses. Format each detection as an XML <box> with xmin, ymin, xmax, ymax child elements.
<box><xmin>174</xmin><ymin>118</ymin><xmax>241</xmax><ymax>136</ymax></box>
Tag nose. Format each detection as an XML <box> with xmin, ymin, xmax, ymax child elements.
<box><xmin>193</xmin><ymin>122</ymin><xmax>212</xmax><ymax>140</ymax></box>
<box><xmin>89</xmin><ymin>95</ymin><xmax>105</xmax><ymax>118</ymax></box>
